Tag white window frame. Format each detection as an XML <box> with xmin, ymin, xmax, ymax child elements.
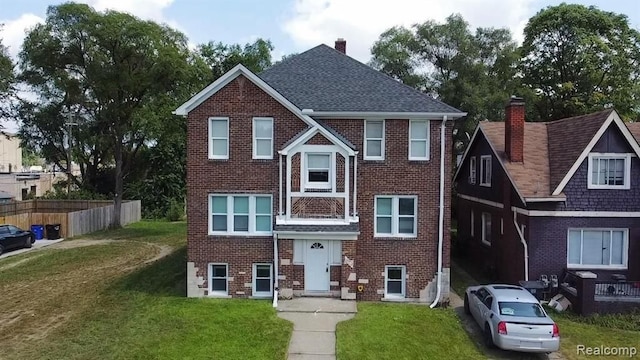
<box><xmin>208</xmin><ymin>194</ymin><xmax>272</xmax><ymax>235</ymax></box>
<box><xmin>374</xmin><ymin>196</ymin><xmax>418</xmax><ymax>238</ymax></box>
<box><xmin>567</xmin><ymin>228</ymin><xmax>628</xmax><ymax>270</ymax></box>
<box><xmin>364</xmin><ymin>120</ymin><xmax>385</xmax><ymax>160</ymax></box>
<box><xmin>408</xmin><ymin>120</ymin><xmax>430</xmax><ymax>160</ymax></box>
<box><xmin>469</xmin><ymin>156</ymin><xmax>477</xmax><ymax>184</ymax></box>
<box><xmin>252</xmin><ymin>117</ymin><xmax>274</xmax><ymax>159</ymax></box>
<box><xmin>208</xmin><ymin>117</ymin><xmax>229</xmax><ymax>160</ymax></box>
<box><xmin>304</xmin><ymin>152</ymin><xmax>333</xmax><ymax>190</ymax></box>
<box><xmin>481</xmin><ymin>212</ymin><xmax>491</xmax><ymax>246</ymax></box>
<box><xmin>587</xmin><ymin>153</ymin><xmax>631</xmax><ymax>190</ymax></box>
<box><xmin>470</xmin><ymin>210</ymin><xmax>475</xmax><ymax>237</ymax></box>
<box><xmin>384</xmin><ymin>265</ymin><xmax>406</xmax><ymax>299</ymax></box>
<box><xmin>252</xmin><ymin>263</ymin><xmax>273</xmax><ymax>297</ymax></box>
<box><xmin>480</xmin><ymin>155</ymin><xmax>491</xmax><ymax>186</ymax></box>
<box><xmin>209</xmin><ymin>263</ymin><xmax>229</xmax><ymax>296</ymax></box>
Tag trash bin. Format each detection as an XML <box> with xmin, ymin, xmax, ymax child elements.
<box><xmin>45</xmin><ymin>224</ymin><xmax>61</xmax><ymax>240</ymax></box>
<box><xmin>519</xmin><ymin>280</ymin><xmax>547</xmax><ymax>300</ymax></box>
<box><xmin>30</xmin><ymin>224</ymin><xmax>44</xmax><ymax>240</ymax></box>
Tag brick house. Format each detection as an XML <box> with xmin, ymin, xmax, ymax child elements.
<box><xmin>174</xmin><ymin>40</ymin><xmax>466</xmax><ymax>303</ymax></box>
<box><xmin>454</xmin><ymin>97</ymin><xmax>640</xmax><ymax>286</ymax></box>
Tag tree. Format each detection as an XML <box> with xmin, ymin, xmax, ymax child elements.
<box><xmin>19</xmin><ymin>3</ymin><xmax>195</xmax><ymax>227</ymax></box>
<box><xmin>0</xmin><ymin>27</ymin><xmax>15</xmax><ymax>122</ymax></box>
<box><xmin>198</xmin><ymin>38</ymin><xmax>273</xmax><ymax>82</ymax></box>
<box><xmin>371</xmin><ymin>15</ymin><xmax>524</xmax><ymax>151</ymax></box>
<box><xmin>521</xmin><ymin>3</ymin><xmax>640</xmax><ymax>121</ymax></box>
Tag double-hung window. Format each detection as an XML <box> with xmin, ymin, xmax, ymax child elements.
<box><xmin>209</xmin><ymin>117</ymin><xmax>229</xmax><ymax>159</ymax></box>
<box><xmin>480</xmin><ymin>155</ymin><xmax>491</xmax><ymax>186</ymax></box>
<box><xmin>305</xmin><ymin>153</ymin><xmax>332</xmax><ymax>190</ymax></box>
<box><xmin>253</xmin><ymin>263</ymin><xmax>273</xmax><ymax>297</ymax></box>
<box><xmin>409</xmin><ymin>120</ymin><xmax>429</xmax><ymax>160</ymax></box>
<box><xmin>568</xmin><ymin>229</ymin><xmax>627</xmax><ymax>269</ymax></box>
<box><xmin>364</xmin><ymin>120</ymin><xmax>385</xmax><ymax>160</ymax></box>
<box><xmin>469</xmin><ymin>156</ymin><xmax>476</xmax><ymax>184</ymax></box>
<box><xmin>209</xmin><ymin>195</ymin><xmax>272</xmax><ymax>235</ymax></box>
<box><xmin>253</xmin><ymin>117</ymin><xmax>273</xmax><ymax>159</ymax></box>
<box><xmin>385</xmin><ymin>265</ymin><xmax>406</xmax><ymax>298</ymax></box>
<box><xmin>481</xmin><ymin>212</ymin><xmax>491</xmax><ymax>246</ymax></box>
<box><xmin>375</xmin><ymin>196</ymin><xmax>417</xmax><ymax>237</ymax></box>
<box><xmin>588</xmin><ymin>154</ymin><xmax>631</xmax><ymax>189</ymax></box>
<box><xmin>209</xmin><ymin>263</ymin><xmax>228</xmax><ymax>296</ymax></box>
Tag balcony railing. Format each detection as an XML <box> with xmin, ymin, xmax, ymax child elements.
<box><xmin>290</xmin><ymin>196</ymin><xmax>344</xmax><ymax>220</ymax></box>
<box><xmin>595</xmin><ymin>281</ymin><xmax>640</xmax><ymax>298</ymax></box>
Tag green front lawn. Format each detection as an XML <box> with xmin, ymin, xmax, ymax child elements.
<box><xmin>336</xmin><ymin>303</ymin><xmax>485</xmax><ymax>360</ymax></box>
<box><xmin>0</xmin><ymin>221</ymin><xmax>292</xmax><ymax>360</ymax></box>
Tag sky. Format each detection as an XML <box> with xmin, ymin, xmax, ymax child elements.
<box><xmin>2</xmin><ymin>0</ymin><xmax>640</xmax><ymax>64</ymax></box>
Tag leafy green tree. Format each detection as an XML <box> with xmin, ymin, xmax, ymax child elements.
<box><xmin>18</xmin><ymin>3</ymin><xmax>195</xmax><ymax>227</ymax></box>
<box><xmin>0</xmin><ymin>27</ymin><xmax>15</xmax><ymax>122</ymax></box>
<box><xmin>371</xmin><ymin>14</ymin><xmax>524</xmax><ymax>151</ymax></box>
<box><xmin>521</xmin><ymin>3</ymin><xmax>640</xmax><ymax>121</ymax></box>
<box><xmin>198</xmin><ymin>38</ymin><xmax>273</xmax><ymax>82</ymax></box>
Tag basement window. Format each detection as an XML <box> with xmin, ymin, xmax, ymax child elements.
<box><xmin>209</xmin><ymin>263</ymin><xmax>228</xmax><ymax>296</ymax></box>
<box><xmin>385</xmin><ymin>265</ymin><xmax>406</xmax><ymax>298</ymax></box>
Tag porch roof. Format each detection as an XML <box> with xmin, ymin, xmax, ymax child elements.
<box><xmin>274</xmin><ymin>223</ymin><xmax>359</xmax><ymax>233</ymax></box>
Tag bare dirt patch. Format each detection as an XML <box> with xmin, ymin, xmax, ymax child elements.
<box><xmin>0</xmin><ymin>239</ymin><xmax>176</xmax><ymax>354</ymax></box>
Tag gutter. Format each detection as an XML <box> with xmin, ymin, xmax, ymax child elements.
<box><xmin>273</xmin><ymin>233</ymin><xmax>279</xmax><ymax>308</ymax></box>
<box><xmin>512</xmin><ymin>210</ymin><xmax>529</xmax><ymax>281</ymax></box>
<box><xmin>430</xmin><ymin>116</ymin><xmax>447</xmax><ymax>308</ymax></box>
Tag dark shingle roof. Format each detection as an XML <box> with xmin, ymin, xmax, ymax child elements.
<box><xmin>259</xmin><ymin>45</ymin><xmax>463</xmax><ymax>114</ymax></box>
<box><xmin>274</xmin><ymin>223</ymin><xmax>360</xmax><ymax>233</ymax></box>
<box><xmin>628</xmin><ymin>122</ymin><xmax>640</xmax><ymax>144</ymax></box>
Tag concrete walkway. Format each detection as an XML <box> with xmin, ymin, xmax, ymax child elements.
<box><xmin>0</xmin><ymin>239</ymin><xmax>64</xmax><ymax>260</ymax></box>
<box><xmin>277</xmin><ymin>298</ymin><xmax>356</xmax><ymax>360</ymax></box>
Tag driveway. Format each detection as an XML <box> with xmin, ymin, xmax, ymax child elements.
<box><xmin>0</xmin><ymin>239</ymin><xmax>64</xmax><ymax>260</ymax></box>
<box><xmin>450</xmin><ymin>290</ymin><xmax>565</xmax><ymax>360</ymax></box>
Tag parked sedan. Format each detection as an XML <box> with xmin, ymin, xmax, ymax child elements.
<box><xmin>0</xmin><ymin>225</ymin><xmax>35</xmax><ymax>255</ymax></box>
<box><xmin>464</xmin><ymin>284</ymin><xmax>560</xmax><ymax>353</ymax></box>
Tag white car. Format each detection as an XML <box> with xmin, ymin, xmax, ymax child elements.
<box><xmin>464</xmin><ymin>284</ymin><xmax>560</xmax><ymax>353</ymax></box>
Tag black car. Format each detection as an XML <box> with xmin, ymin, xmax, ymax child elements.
<box><xmin>0</xmin><ymin>225</ymin><xmax>35</xmax><ymax>255</ymax></box>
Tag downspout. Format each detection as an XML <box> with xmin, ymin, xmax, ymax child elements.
<box><xmin>273</xmin><ymin>233</ymin><xmax>279</xmax><ymax>307</ymax></box>
<box><xmin>430</xmin><ymin>116</ymin><xmax>447</xmax><ymax>308</ymax></box>
<box><xmin>512</xmin><ymin>209</ymin><xmax>529</xmax><ymax>281</ymax></box>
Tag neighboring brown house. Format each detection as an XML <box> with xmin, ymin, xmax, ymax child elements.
<box><xmin>175</xmin><ymin>40</ymin><xmax>466</xmax><ymax>303</ymax></box>
<box><xmin>455</xmin><ymin>98</ymin><xmax>640</xmax><ymax>288</ymax></box>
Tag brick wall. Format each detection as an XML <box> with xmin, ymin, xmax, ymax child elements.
<box><xmin>187</xmin><ymin>74</ymin><xmax>451</xmax><ymax>301</ymax></box>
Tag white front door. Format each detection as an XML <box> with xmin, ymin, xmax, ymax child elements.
<box><xmin>305</xmin><ymin>240</ymin><xmax>330</xmax><ymax>292</ymax></box>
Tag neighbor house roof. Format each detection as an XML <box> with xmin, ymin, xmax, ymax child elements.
<box><xmin>459</xmin><ymin>109</ymin><xmax>640</xmax><ymax>202</ymax></box>
<box><xmin>258</xmin><ymin>44</ymin><xmax>464</xmax><ymax>115</ymax></box>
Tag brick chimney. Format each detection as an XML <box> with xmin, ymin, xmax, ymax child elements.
<box><xmin>505</xmin><ymin>96</ymin><xmax>525</xmax><ymax>163</ymax></box>
<box><xmin>335</xmin><ymin>38</ymin><xmax>346</xmax><ymax>54</ymax></box>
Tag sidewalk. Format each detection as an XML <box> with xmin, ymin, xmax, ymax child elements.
<box><xmin>277</xmin><ymin>298</ymin><xmax>356</xmax><ymax>360</ymax></box>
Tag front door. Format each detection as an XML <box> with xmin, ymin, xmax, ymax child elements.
<box><xmin>305</xmin><ymin>240</ymin><xmax>330</xmax><ymax>292</ymax></box>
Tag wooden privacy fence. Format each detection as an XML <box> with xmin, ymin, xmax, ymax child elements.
<box><xmin>0</xmin><ymin>200</ymin><xmax>141</xmax><ymax>238</ymax></box>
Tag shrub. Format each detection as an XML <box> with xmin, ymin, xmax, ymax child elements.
<box><xmin>165</xmin><ymin>199</ymin><xmax>184</xmax><ymax>221</ymax></box>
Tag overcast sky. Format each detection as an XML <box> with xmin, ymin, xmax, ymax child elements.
<box><xmin>2</xmin><ymin>0</ymin><xmax>640</xmax><ymax>63</ymax></box>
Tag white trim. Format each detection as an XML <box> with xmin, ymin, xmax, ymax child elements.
<box><xmin>281</xmin><ymin>127</ymin><xmax>354</xmax><ymax>156</ymax></box>
<box><xmin>300</xmin><ymin>110</ymin><xmax>467</xmax><ymax>119</ymax></box>
<box><xmin>552</xmin><ymin>111</ymin><xmax>640</xmax><ymax>195</ymax></box>
<box><xmin>374</xmin><ymin>195</ymin><xmax>418</xmax><ymax>238</ymax></box>
<box><xmin>587</xmin><ymin>153</ymin><xmax>631</xmax><ymax>190</ymax></box>
<box><xmin>384</xmin><ymin>265</ymin><xmax>406</xmax><ymax>299</ymax></box>
<box><xmin>408</xmin><ymin>120</ymin><xmax>430</xmax><ymax>160</ymax></box>
<box><xmin>208</xmin><ymin>117</ymin><xmax>229</xmax><ymax>160</ymax></box>
<box><xmin>208</xmin><ymin>263</ymin><xmax>229</xmax><ymax>296</ymax></box>
<box><xmin>470</xmin><ymin>209</ymin><xmax>475</xmax><ymax>237</ymax></box>
<box><xmin>252</xmin><ymin>263</ymin><xmax>273</xmax><ymax>298</ymax></box>
<box><xmin>512</xmin><ymin>206</ymin><xmax>640</xmax><ymax>217</ymax></box>
<box><xmin>481</xmin><ymin>212</ymin><xmax>491</xmax><ymax>246</ymax></box>
<box><xmin>174</xmin><ymin>64</ymin><xmax>354</xmax><ymax>156</ymax></box>
<box><xmin>566</xmin><ymin>228</ymin><xmax>628</xmax><ymax>270</ymax></box>
<box><xmin>479</xmin><ymin>155</ymin><xmax>491</xmax><ymax>187</ymax></box>
<box><xmin>469</xmin><ymin>156</ymin><xmax>476</xmax><ymax>184</ymax></box>
<box><xmin>290</xmin><ymin>191</ymin><xmax>346</xmax><ymax>198</ymax></box>
<box><xmin>304</xmin><ymin>152</ymin><xmax>332</xmax><ymax>190</ymax></box>
<box><xmin>453</xmin><ymin>126</ymin><xmax>527</xmax><ymax>205</ymax></box>
<box><xmin>274</xmin><ymin>231</ymin><xmax>359</xmax><ymax>240</ymax></box>
<box><xmin>457</xmin><ymin>193</ymin><xmax>504</xmax><ymax>209</ymax></box>
<box><xmin>208</xmin><ymin>194</ymin><xmax>273</xmax><ymax>235</ymax></box>
<box><xmin>364</xmin><ymin>119</ymin><xmax>385</xmax><ymax>160</ymax></box>
<box><xmin>252</xmin><ymin>117</ymin><xmax>274</xmax><ymax>159</ymax></box>
<box><xmin>276</xmin><ymin>217</ymin><xmax>356</xmax><ymax>225</ymax></box>
<box><xmin>524</xmin><ymin>197</ymin><xmax>566</xmax><ymax>202</ymax></box>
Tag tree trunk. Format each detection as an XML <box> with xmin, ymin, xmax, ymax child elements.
<box><xmin>111</xmin><ymin>138</ymin><xmax>123</xmax><ymax>228</ymax></box>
